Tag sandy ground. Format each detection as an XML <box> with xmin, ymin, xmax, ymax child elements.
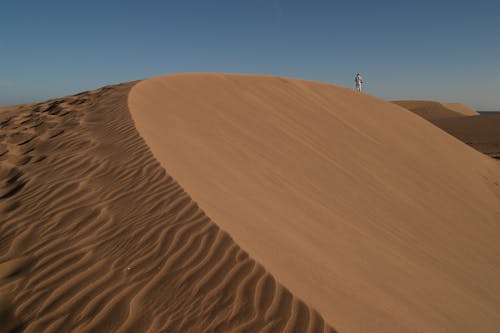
<box><xmin>129</xmin><ymin>73</ymin><xmax>500</xmax><ymax>333</ymax></box>
<box><xmin>0</xmin><ymin>82</ymin><xmax>335</xmax><ymax>332</ymax></box>
<box><xmin>392</xmin><ymin>100</ymin><xmax>479</xmax><ymax>120</ymax></box>
<box><xmin>431</xmin><ymin>114</ymin><xmax>500</xmax><ymax>159</ymax></box>
<box><xmin>393</xmin><ymin>101</ymin><xmax>500</xmax><ymax>159</ymax></box>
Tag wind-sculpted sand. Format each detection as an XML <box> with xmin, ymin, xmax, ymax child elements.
<box><xmin>130</xmin><ymin>73</ymin><xmax>500</xmax><ymax>333</ymax></box>
<box><xmin>392</xmin><ymin>100</ymin><xmax>479</xmax><ymax>120</ymax></box>
<box><xmin>431</xmin><ymin>113</ymin><xmax>500</xmax><ymax>160</ymax></box>
<box><xmin>393</xmin><ymin>101</ymin><xmax>500</xmax><ymax>159</ymax></box>
<box><xmin>0</xmin><ymin>83</ymin><xmax>335</xmax><ymax>332</ymax></box>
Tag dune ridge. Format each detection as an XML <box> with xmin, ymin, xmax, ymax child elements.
<box><xmin>392</xmin><ymin>100</ymin><xmax>479</xmax><ymax>120</ymax></box>
<box><xmin>130</xmin><ymin>73</ymin><xmax>500</xmax><ymax>333</ymax></box>
<box><xmin>0</xmin><ymin>83</ymin><xmax>335</xmax><ymax>332</ymax></box>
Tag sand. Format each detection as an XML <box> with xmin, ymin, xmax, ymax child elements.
<box><xmin>431</xmin><ymin>114</ymin><xmax>500</xmax><ymax>159</ymax></box>
<box><xmin>392</xmin><ymin>100</ymin><xmax>479</xmax><ymax>120</ymax></box>
<box><xmin>129</xmin><ymin>73</ymin><xmax>500</xmax><ymax>333</ymax></box>
<box><xmin>2</xmin><ymin>73</ymin><xmax>499</xmax><ymax>333</ymax></box>
<box><xmin>0</xmin><ymin>83</ymin><xmax>335</xmax><ymax>332</ymax></box>
<box><xmin>393</xmin><ymin>100</ymin><xmax>500</xmax><ymax>159</ymax></box>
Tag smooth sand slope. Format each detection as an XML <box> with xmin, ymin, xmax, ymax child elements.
<box><xmin>130</xmin><ymin>73</ymin><xmax>500</xmax><ymax>333</ymax></box>
<box><xmin>0</xmin><ymin>84</ymin><xmax>335</xmax><ymax>332</ymax></box>
<box><xmin>392</xmin><ymin>100</ymin><xmax>479</xmax><ymax>120</ymax></box>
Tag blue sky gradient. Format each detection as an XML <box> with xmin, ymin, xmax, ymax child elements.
<box><xmin>1</xmin><ymin>0</ymin><xmax>499</xmax><ymax>109</ymax></box>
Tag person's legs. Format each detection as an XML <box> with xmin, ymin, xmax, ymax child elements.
<box><xmin>356</xmin><ymin>84</ymin><xmax>361</xmax><ymax>92</ymax></box>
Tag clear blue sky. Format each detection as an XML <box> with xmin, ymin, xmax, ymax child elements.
<box><xmin>1</xmin><ymin>0</ymin><xmax>499</xmax><ymax>109</ymax></box>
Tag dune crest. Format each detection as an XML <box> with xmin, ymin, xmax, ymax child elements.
<box><xmin>392</xmin><ymin>100</ymin><xmax>479</xmax><ymax>120</ymax></box>
<box><xmin>0</xmin><ymin>83</ymin><xmax>335</xmax><ymax>332</ymax></box>
<box><xmin>129</xmin><ymin>73</ymin><xmax>500</xmax><ymax>333</ymax></box>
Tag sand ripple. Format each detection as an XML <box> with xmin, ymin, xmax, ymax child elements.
<box><xmin>0</xmin><ymin>83</ymin><xmax>335</xmax><ymax>332</ymax></box>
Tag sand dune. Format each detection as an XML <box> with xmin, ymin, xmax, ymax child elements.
<box><xmin>431</xmin><ymin>113</ymin><xmax>500</xmax><ymax>160</ymax></box>
<box><xmin>392</xmin><ymin>100</ymin><xmax>479</xmax><ymax>120</ymax></box>
<box><xmin>392</xmin><ymin>101</ymin><xmax>500</xmax><ymax>159</ymax></box>
<box><xmin>441</xmin><ymin>102</ymin><xmax>480</xmax><ymax>116</ymax></box>
<box><xmin>129</xmin><ymin>73</ymin><xmax>500</xmax><ymax>333</ymax></box>
<box><xmin>2</xmin><ymin>73</ymin><xmax>499</xmax><ymax>333</ymax></box>
<box><xmin>0</xmin><ymin>83</ymin><xmax>335</xmax><ymax>332</ymax></box>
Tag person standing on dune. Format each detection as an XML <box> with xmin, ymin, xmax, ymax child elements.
<box><xmin>355</xmin><ymin>73</ymin><xmax>363</xmax><ymax>92</ymax></box>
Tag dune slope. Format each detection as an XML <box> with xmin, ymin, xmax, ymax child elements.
<box><xmin>432</xmin><ymin>113</ymin><xmax>500</xmax><ymax>159</ymax></box>
<box><xmin>0</xmin><ymin>83</ymin><xmax>335</xmax><ymax>332</ymax></box>
<box><xmin>129</xmin><ymin>73</ymin><xmax>500</xmax><ymax>333</ymax></box>
<box><xmin>392</xmin><ymin>100</ymin><xmax>479</xmax><ymax>120</ymax></box>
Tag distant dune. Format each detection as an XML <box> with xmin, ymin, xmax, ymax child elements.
<box><xmin>391</xmin><ymin>100</ymin><xmax>500</xmax><ymax>158</ymax></box>
<box><xmin>130</xmin><ymin>74</ymin><xmax>500</xmax><ymax>333</ymax></box>
<box><xmin>392</xmin><ymin>100</ymin><xmax>479</xmax><ymax>120</ymax></box>
<box><xmin>0</xmin><ymin>83</ymin><xmax>334</xmax><ymax>332</ymax></box>
<box><xmin>391</xmin><ymin>100</ymin><xmax>500</xmax><ymax>159</ymax></box>
<box><xmin>432</xmin><ymin>113</ymin><xmax>500</xmax><ymax>159</ymax></box>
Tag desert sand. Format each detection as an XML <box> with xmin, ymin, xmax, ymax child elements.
<box><xmin>1</xmin><ymin>73</ymin><xmax>499</xmax><ymax>333</ymax></box>
<box><xmin>392</xmin><ymin>100</ymin><xmax>479</xmax><ymax>120</ymax></box>
<box><xmin>393</xmin><ymin>101</ymin><xmax>500</xmax><ymax>159</ymax></box>
<box><xmin>431</xmin><ymin>114</ymin><xmax>500</xmax><ymax>160</ymax></box>
<box><xmin>129</xmin><ymin>73</ymin><xmax>500</xmax><ymax>333</ymax></box>
<box><xmin>0</xmin><ymin>83</ymin><xmax>334</xmax><ymax>332</ymax></box>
